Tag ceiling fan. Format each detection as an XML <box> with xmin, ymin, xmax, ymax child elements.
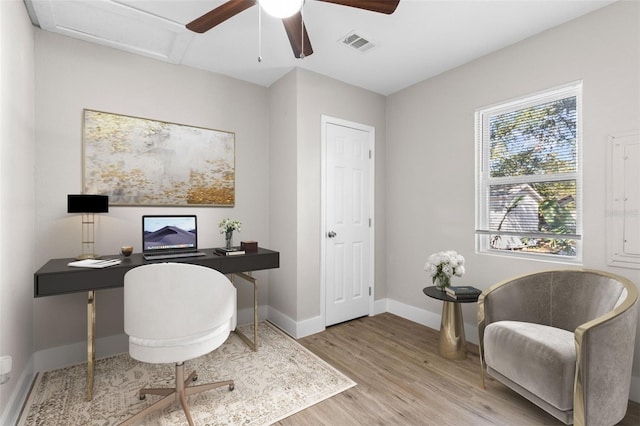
<box><xmin>186</xmin><ymin>0</ymin><xmax>400</xmax><ymax>59</ymax></box>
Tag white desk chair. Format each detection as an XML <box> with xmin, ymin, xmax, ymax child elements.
<box><xmin>120</xmin><ymin>263</ymin><xmax>236</xmax><ymax>426</ymax></box>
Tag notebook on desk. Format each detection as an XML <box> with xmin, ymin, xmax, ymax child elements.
<box><xmin>142</xmin><ymin>215</ymin><xmax>206</xmax><ymax>260</ymax></box>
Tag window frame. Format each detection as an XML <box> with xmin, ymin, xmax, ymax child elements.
<box><xmin>475</xmin><ymin>82</ymin><xmax>583</xmax><ymax>263</ymax></box>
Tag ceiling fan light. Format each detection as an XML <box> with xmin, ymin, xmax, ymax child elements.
<box><xmin>260</xmin><ymin>0</ymin><xmax>303</xmax><ymax>18</ymax></box>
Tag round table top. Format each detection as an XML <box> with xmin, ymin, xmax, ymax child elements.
<box><xmin>422</xmin><ymin>286</ymin><xmax>479</xmax><ymax>303</ymax></box>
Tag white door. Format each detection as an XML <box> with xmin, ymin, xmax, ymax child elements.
<box><xmin>322</xmin><ymin>116</ymin><xmax>374</xmax><ymax>327</ymax></box>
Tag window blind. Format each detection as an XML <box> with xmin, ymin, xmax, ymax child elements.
<box><xmin>476</xmin><ymin>82</ymin><xmax>582</xmax><ymax>260</ymax></box>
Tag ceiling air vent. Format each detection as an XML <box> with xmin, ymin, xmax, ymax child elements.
<box><xmin>340</xmin><ymin>32</ymin><xmax>376</xmax><ymax>53</ymax></box>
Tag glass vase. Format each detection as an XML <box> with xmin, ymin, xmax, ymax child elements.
<box><xmin>435</xmin><ymin>275</ymin><xmax>450</xmax><ymax>291</ymax></box>
<box><xmin>225</xmin><ymin>231</ymin><xmax>233</xmax><ymax>249</ymax></box>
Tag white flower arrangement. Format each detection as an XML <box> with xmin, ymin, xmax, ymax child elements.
<box><xmin>219</xmin><ymin>218</ymin><xmax>241</xmax><ymax>235</ymax></box>
<box><xmin>424</xmin><ymin>250</ymin><xmax>465</xmax><ymax>288</ymax></box>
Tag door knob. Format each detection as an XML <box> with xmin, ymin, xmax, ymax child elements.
<box><xmin>327</xmin><ymin>231</ymin><xmax>336</xmax><ymax>238</ymax></box>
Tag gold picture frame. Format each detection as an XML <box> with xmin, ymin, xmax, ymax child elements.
<box><xmin>82</xmin><ymin>109</ymin><xmax>235</xmax><ymax>206</ymax></box>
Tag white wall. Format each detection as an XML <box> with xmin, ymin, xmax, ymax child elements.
<box><xmin>268</xmin><ymin>68</ymin><xmax>387</xmax><ymax>337</ymax></box>
<box><xmin>0</xmin><ymin>1</ymin><xmax>35</xmax><ymax>422</ymax></box>
<box><xmin>296</xmin><ymin>69</ymin><xmax>387</xmax><ymax>320</ymax></box>
<box><xmin>5</xmin><ymin>1</ymin><xmax>640</xmax><ymax>420</ymax></box>
<box><xmin>268</xmin><ymin>70</ymin><xmax>299</xmax><ymax>328</ymax></box>
<box><xmin>32</xmin><ymin>30</ymin><xmax>271</xmax><ymax>352</ymax></box>
<box><xmin>386</xmin><ymin>0</ymin><xmax>640</xmax><ymax>388</ymax></box>
<box><xmin>30</xmin><ymin>25</ymin><xmax>387</xmax><ymax>368</ymax></box>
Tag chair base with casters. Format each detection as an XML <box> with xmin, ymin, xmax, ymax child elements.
<box><xmin>119</xmin><ymin>362</ymin><xmax>234</xmax><ymax>426</ymax></box>
<box><xmin>120</xmin><ymin>262</ymin><xmax>238</xmax><ymax>426</ymax></box>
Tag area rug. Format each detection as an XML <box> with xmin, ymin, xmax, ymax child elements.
<box><xmin>19</xmin><ymin>322</ymin><xmax>356</xmax><ymax>425</ymax></box>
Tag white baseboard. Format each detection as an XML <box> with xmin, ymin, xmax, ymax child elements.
<box><xmin>373</xmin><ymin>298</ymin><xmax>388</xmax><ymax>315</ymax></box>
<box><xmin>0</xmin><ymin>357</ymin><xmax>35</xmax><ymax>426</ymax></box>
<box><xmin>264</xmin><ymin>306</ymin><xmax>297</xmax><ymax>337</ymax></box>
<box><xmin>269</xmin><ymin>298</ymin><xmax>392</xmax><ymax>339</ymax></box>
<box><xmin>268</xmin><ymin>298</ymin><xmax>479</xmax><ymax>343</ymax></box>
<box><xmin>267</xmin><ymin>306</ymin><xmax>324</xmax><ymax>339</ymax></box>
<box><xmin>237</xmin><ymin>304</ymin><xmax>269</xmax><ymax>328</ymax></box>
<box><xmin>28</xmin><ymin>304</ymin><xmax>269</xmax><ymax>374</ymax></box>
<box><xmin>386</xmin><ymin>297</ymin><xmax>442</xmax><ymax>333</ymax></box>
<box><xmin>379</xmin><ymin>297</ymin><xmax>639</xmax><ymax>403</ymax></box>
<box><xmin>33</xmin><ymin>333</ymin><xmax>129</xmax><ymax>373</ymax></box>
<box><xmin>8</xmin><ymin>297</ymin><xmax>638</xmax><ymax>423</ymax></box>
<box><xmin>383</xmin><ymin>297</ymin><xmax>480</xmax><ymax>345</ymax></box>
<box><xmin>265</xmin><ymin>300</ymin><xmax>640</xmax><ymax>404</ymax></box>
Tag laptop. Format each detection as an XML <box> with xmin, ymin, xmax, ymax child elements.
<box><xmin>142</xmin><ymin>215</ymin><xmax>206</xmax><ymax>260</ymax></box>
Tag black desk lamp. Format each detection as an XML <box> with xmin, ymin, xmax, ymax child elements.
<box><xmin>67</xmin><ymin>194</ymin><xmax>109</xmax><ymax>260</ymax></box>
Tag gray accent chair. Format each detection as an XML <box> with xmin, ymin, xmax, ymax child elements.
<box><xmin>478</xmin><ymin>269</ymin><xmax>638</xmax><ymax>426</ymax></box>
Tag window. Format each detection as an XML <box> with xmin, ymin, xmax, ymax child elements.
<box><xmin>476</xmin><ymin>83</ymin><xmax>582</xmax><ymax>262</ymax></box>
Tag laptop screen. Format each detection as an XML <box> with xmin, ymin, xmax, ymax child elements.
<box><xmin>142</xmin><ymin>215</ymin><xmax>198</xmax><ymax>254</ymax></box>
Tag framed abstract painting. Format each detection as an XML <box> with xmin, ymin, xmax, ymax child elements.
<box><xmin>82</xmin><ymin>109</ymin><xmax>235</xmax><ymax>206</ymax></box>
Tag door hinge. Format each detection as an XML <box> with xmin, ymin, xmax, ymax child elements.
<box><xmin>369</xmin><ymin>149</ymin><xmax>372</xmax><ymax>159</ymax></box>
<box><xmin>369</xmin><ymin>287</ymin><xmax>372</xmax><ymax>296</ymax></box>
<box><xmin>369</xmin><ymin>218</ymin><xmax>372</xmax><ymax>227</ymax></box>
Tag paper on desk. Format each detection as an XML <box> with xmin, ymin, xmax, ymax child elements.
<box><xmin>68</xmin><ymin>259</ymin><xmax>122</xmax><ymax>268</ymax></box>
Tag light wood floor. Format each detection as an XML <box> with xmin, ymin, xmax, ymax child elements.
<box><xmin>277</xmin><ymin>313</ymin><xmax>640</xmax><ymax>425</ymax></box>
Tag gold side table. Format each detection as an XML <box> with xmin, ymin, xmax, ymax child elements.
<box><xmin>423</xmin><ymin>286</ymin><xmax>479</xmax><ymax>360</ymax></box>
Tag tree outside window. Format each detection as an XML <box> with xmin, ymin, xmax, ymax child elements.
<box><xmin>476</xmin><ymin>83</ymin><xmax>582</xmax><ymax>261</ymax></box>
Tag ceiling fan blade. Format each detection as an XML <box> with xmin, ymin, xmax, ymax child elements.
<box><xmin>317</xmin><ymin>0</ymin><xmax>400</xmax><ymax>14</ymax></box>
<box><xmin>282</xmin><ymin>12</ymin><xmax>314</xmax><ymax>59</ymax></box>
<box><xmin>186</xmin><ymin>0</ymin><xmax>257</xmax><ymax>33</ymax></box>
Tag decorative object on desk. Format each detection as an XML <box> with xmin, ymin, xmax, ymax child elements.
<box><xmin>67</xmin><ymin>194</ymin><xmax>109</xmax><ymax>260</ymax></box>
<box><xmin>215</xmin><ymin>247</ymin><xmax>245</xmax><ymax>256</ymax></box>
<box><xmin>241</xmin><ymin>240</ymin><xmax>258</xmax><ymax>252</ymax></box>
<box><xmin>18</xmin><ymin>322</ymin><xmax>355</xmax><ymax>426</ymax></box>
<box><xmin>445</xmin><ymin>285</ymin><xmax>481</xmax><ymax>300</ymax></box>
<box><xmin>68</xmin><ymin>259</ymin><xmax>121</xmax><ymax>268</ymax></box>
<box><xmin>82</xmin><ymin>109</ymin><xmax>235</xmax><ymax>206</ymax></box>
<box><xmin>424</xmin><ymin>250</ymin><xmax>466</xmax><ymax>290</ymax></box>
<box><xmin>219</xmin><ymin>218</ymin><xmax>241</xmax><ymax>249</ymax></box>
<box><xmin>120</xmin><ymin>246</ymin><xmax>133</xmax><ymax>257</ymax></box>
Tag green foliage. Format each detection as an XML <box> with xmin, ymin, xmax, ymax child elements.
<box><xmin>487</xmin><ymin>96</ymin><xmax>578</xmax><ymax>256</ymax></box>
<box><xmin>539</xmin><ymin>199</ymin><xmax>576</xmax><ymax>234</ymax></box>
<box><xmin>490</xmin><ymin>97</ymin><xmax>577</xmax><ymax>178</ymax></box>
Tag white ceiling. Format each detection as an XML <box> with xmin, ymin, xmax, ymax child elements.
<box><xmin>25</xmin><ymin>0</ymin><xmax>617</xmax><ymax>95</ymax></box>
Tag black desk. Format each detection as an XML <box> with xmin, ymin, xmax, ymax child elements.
<box><xmin>34</xmin><ymin>247</ymin><xmax>279</xmax><ymax>400</ymax></box>
<box><xmin>35</xmin><ymin>248</ymin><xmax>278</xmax><ymax>297</ymax></box>
<box><xmin>423</xmin><ymin>286</ymin><xmax>479</xmax><ymax>360</ymax></box>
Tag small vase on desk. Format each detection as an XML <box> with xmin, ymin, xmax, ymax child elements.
<box><xmin>225</xmin><ymin>231</ymin><xmax>233</xmax><ymax>249</ymax></box>
<box><xmin>435</xmin><ymin>275</ymin><xmax>450</xmax><ymax>291</ymax></box>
